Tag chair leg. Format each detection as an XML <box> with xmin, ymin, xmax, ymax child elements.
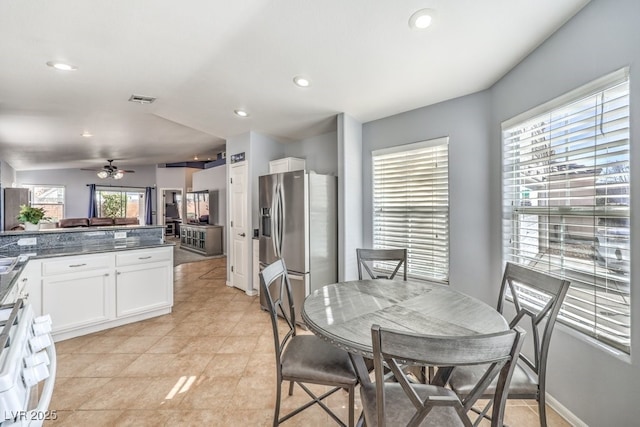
<box><xmin>357</xmin><ymin>411</ymin><xmax>366</xmax><ymax>427</ymax></box>
<box><xmin>538</xmin><ymin>392</ymin><xmax>548</xmax><ymax>427</ymax></box>
<box><xmin>274</xmin><ymin>380</ymin><xmax>282</xmax><ymax>427</ymax></box>
<box><xmin>288</xmin><ymin>380</ymin><xmax>295</xmax><ymax>396</ymax></box>
<box><xmin>348</xmin><ymin>385</ymin><xmax>355</xmax><ymax>427</ymax></box>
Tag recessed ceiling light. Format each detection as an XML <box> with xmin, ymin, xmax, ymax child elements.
<box><xmin>234</xmin><ymin>109</ymin><xmax>249</xmax><ymax>117</ymax></box>
<box><xmin>46</xmin><ymin>61</ymin><xmax>78</xmax><ymax>71</ymax></box>
<box><xmin>293</xmin><ymin>76</ymin><xmax>311</xmax><ymax>88</ymax></box>
<box><xmin>409</xmin><ymin>9</ymin><xmax>435</xmax><ymax>29</ymax></box>
<box><xmin>81</xmin><ymin>132</ymin><xmax>93</xmax><ymax>138</ymax></box>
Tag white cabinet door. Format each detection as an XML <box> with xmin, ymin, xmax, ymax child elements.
<box><xmin>43</xmin><ymin>269</ymin><xmax>114</xmax><ymax>333</ymax></box>
<box><xmin>116</xmin><ymin>262</ymin><xmax>173</xmax><ymax>317</ymax></box>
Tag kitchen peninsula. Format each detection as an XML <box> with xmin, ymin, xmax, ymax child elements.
<box><xmin>0</xmin><ymin>225</ymin><xmax>174</xmax><ymax>341</ymax></box>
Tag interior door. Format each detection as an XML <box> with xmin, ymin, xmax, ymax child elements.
<box><xmin>230</xmin><ymin>161</ymin><xmax>250</xmax><ymax>293</ymax></box>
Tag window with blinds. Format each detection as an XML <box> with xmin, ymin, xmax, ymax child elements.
<box><xmin>22</xmin><ymin>184</ymin><xmax>65</xmax><ymax>222</ymax></box>
<box><xmin>502</xmin><ymin>68</ymin><xmax>630</xmax><ymax>353</ymax></box>
<box><xmin>372</xmin><ymin>137</ymin><xmax>449</xmax><ymax>282</ymax></box>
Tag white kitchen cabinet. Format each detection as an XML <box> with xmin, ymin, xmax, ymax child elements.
<box><xmin>33</xmin><ymin>246</ymin><xmax>173</xmax><ymax>341</ymax></box>
<box><xmin>269</xmin><ymin>157</ymin><xmax>305</xmax><ymax>174</ymax></box>
<box><xmin>115</xmin><ymin>247</ymin><xmax>173</xmax><ymax>317</ymax></box>
<box><xmin>43</xmin><ymin>266</ymin><xmax>114</xmax><ymax>334</ymax></box>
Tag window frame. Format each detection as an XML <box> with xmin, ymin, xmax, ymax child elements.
<box><xmin>501</xmin><ymin>67</ymin><xmax>631</xmax><ymax>353</ymax></box>
<box><xmin>371</xmin><ymin>137</ymin><xmax>450</xmax><ymax>283</ymax></box>
<box><xmin>95</xmin><ymin>186</ymin><xmax>146</xmax><ymax>221</ymax></box>
<box><xmin>21</xmin><ymin>184</ymin><xmax>66</xmax><ymax>222</ymax></box>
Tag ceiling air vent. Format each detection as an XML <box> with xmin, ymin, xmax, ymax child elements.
<box><xmin>128</xmin><ymin>94</ymin><xmax>156</xmax><ymax>104</ymax></box>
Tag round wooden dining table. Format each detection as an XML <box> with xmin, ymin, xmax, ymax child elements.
<box><xmin>302</xmin><ymin>278</ymin><xmax>509</xmax><ymax>376</ymax></box>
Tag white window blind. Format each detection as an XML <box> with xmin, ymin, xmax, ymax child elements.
<box><xmin>372</xmin><ymin>138</ymin><xmax>449</xmax><ymax>282</ymax></box>
<box><xmin>502</xmin><ymin>69</ymin><xmax>630</xmax><ymax>353</ymax></box>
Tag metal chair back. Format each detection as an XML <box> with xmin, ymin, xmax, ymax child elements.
<box><xmin>357</xmin><ymin>248</ymin><xmax>407</xmax><ymax>280</ymax></box>
<box><xmin>370</xmin><ymin>325</ymin><xmax>525</xmax><ymax>427</ymax></box>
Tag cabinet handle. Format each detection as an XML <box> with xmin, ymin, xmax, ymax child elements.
<box><xmin>104</xmin><ymin>273</ymin><xmax>110</xmax><ymax>277</ymax></box>
<box><xmin>21</xmin><ymin>278</ymin><xmax>27</xmax><ymax>282</ymax></box>
<box><xmin>116</xmin><ymin>272</ymin><xmax>121</xmax><ymax>275</ymax></box>
<box><xmin>69</xmin><ymin>263</ymin><xmax>87</xmax><ymax>268</ymax></box>
<box><xmin>138</xmin><ymin>256</ymin><xmax>152</xmax><ymax>260</ymax></box>
<box><xmin>20</xmin><ymin>292</ymin><xmax>29</xmax><ymax>299</ymax></box>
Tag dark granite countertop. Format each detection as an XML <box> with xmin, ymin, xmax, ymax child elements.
<box><xmin>0</xmin><ymin>239</ymin><xmax>174</xmax><ymax>303</ymax></box>
<box><xmin>0</xmin><ymin>224</ymin><xmax>163</xmax><ymax>237</ymax></box>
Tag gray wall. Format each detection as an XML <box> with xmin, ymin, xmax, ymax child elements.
<box><xmin>16</xmin><ymin>165</ymin><xmax>157</xmax><ymax>220</ymax></box>
<box><xmin>362</xmin><ymin>91</ymin><xmax>492</xmax><ymax>300</ymax></box>
<box><xmin>1</xmin><ymin>161</ymin><xmax>16</xmax><ymax>188</ymax></box>
<box><xmin>284</xmin><ymin>131</ymin><xmax>338</xmax><ymax>176</ymax></box>
<box><xmin>489</xmin><ymin>0</ymin><xmax>640</xmax><ymax>424</ymax></box>
<box><xmin>0</xmin><ymin>161</ymin><xmax>17</xmax><ymax>230</ymax></box>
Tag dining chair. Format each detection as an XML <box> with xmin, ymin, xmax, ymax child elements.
<box><xmin>360</xmin><ymin>324</ymin><xmax>525</xmax><ymax>427</ymax></box>
<box><xmin>448</xmin><ymin>262</ymin><xmax>571</xmax><ymax>427</ymax></box>
<box><xmin>357</xmin><ymin>248</ymin><xmax>407</xmax><ymax>281</ymax></box>
<box><xmin>260</xmin><ymin>259</ymin><xmax>358</xmax><ymax>427</ymax></box>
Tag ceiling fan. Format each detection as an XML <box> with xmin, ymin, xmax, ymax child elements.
<box><xmin>81</xmin><ymin>159</ymin><xmax>135</xmax><ymax>180</ymax></box>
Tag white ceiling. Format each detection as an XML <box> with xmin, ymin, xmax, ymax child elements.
<box><xmin>0</xmin><ymin>0</ymin><xmax>589</xmax><ymax>171</ymax></box>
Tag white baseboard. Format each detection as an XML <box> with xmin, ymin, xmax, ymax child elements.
<box><xmin>547</xmin><ymin>393</ymin><xmax>587</xmax><ymax>427</ymax></box>
<box><xmin>226</xmin><ymin>280</ymin><xmax>233</xmax><ymax>287</ymax></box>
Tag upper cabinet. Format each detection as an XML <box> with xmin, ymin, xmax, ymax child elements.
<box><xmin>269</xmin><ymin>157</ymin><xmax>306</xmax><ymax>174</ymax></box>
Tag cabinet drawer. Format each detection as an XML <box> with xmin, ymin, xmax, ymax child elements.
<box><xmin>42</xmin><ymin>254</ymin><xmax>112</xmax><ymax>276</ymax></box>
<box><xmin>116</xmin><ymin>247</ymin><xmax>172</xmax><ymax>267</ymax></box>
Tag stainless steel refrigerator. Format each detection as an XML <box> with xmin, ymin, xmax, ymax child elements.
<box><xmin>259</xmin><ymin>170</ymin><xmax>337</xmax><ymax>324</ymax></box>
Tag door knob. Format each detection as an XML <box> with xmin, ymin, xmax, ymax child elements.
<box><xmin>239</xmin><ymin>232</ymin><xmax>246</xmax><ymax>237</ymax></box>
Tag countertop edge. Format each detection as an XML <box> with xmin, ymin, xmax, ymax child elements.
<box><xmin>0</xmin><ymin>241</ymin><xmax>175</xmax><ymax>303</ymax></box>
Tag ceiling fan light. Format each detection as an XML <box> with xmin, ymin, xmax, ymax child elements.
<box><xmin>113</xmin><ymin>172</ymin><xmax>124</xmax><ymax>179</ymax></box>
<box><xmin>97</xmin><ymin>170</ymin><xmax>109</xmax><ymax>179</ymax></box>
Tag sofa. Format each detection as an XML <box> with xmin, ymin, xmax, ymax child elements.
<box><xmin>58</xmin><ymin>217</ymin><xmax>139</xmax><ymax>228</ymax></box>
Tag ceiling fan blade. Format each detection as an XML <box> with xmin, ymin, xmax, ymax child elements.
<box><xmin>80</xmin><ymin>168</ymin><xmax>102</xmax><ymax>172</ymax></box>
<box><xmin>118</xmin><ymin>169</ymin><xmax>135</xmax><ymax>173</ymax></box>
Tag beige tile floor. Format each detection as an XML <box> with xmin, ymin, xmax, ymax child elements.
<box><xmin>44</xmin><ymin>258</ymin><xmax>571</xmax><ymax>426</ymax></box>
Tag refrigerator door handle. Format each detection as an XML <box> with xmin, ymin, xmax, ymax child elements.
<box><xmin>277</xmin><ymin>181</ymin><xmax>285</xmax><ymax>257</ymax></box>
<box><xmin>272</xmin><ymin>182</ymin><xmax>280</xmax><ymax>258</ymax></box>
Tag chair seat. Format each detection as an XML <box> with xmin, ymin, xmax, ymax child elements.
<box><xmin>360</xmin><ymin>381</ymin><xmax>465</xmax><ymax>427</ymax></box>
<box><xmin>449</xmin><ymin>361</ymin><xmax>538</xmax><ymax>397</ymax></box>
<box><xmin>281</xmin><ymin>335</ymin><xmax>357</xmax><ymax>386</ymax></box>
